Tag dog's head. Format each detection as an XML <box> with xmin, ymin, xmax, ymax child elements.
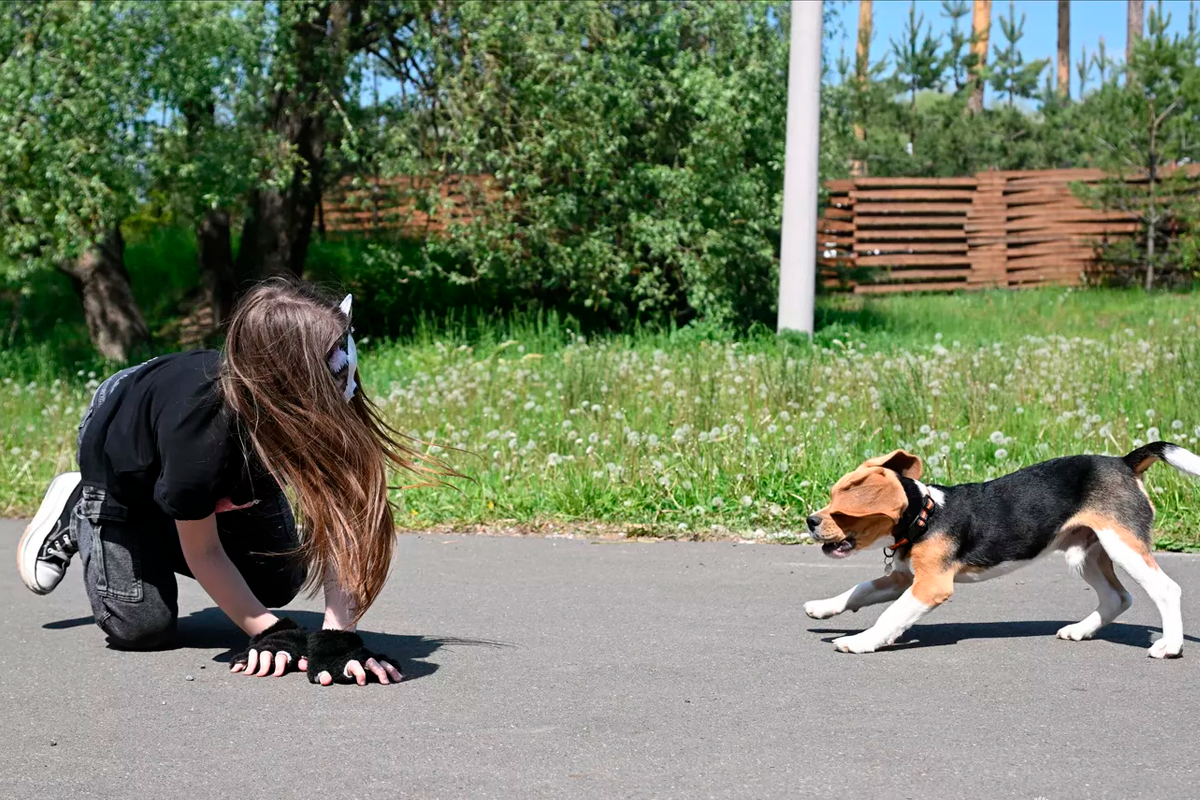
<box><xmin>806</xmin><ymin>450</ymin><xmax>923</xmax><ymax>559</ymax></box>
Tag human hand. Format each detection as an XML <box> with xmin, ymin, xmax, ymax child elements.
<box><xmin>230</xmin><ymin>617</ymin><xmax>308</xmax><ymax>677</ymax></box>
<box><xmin>306</xmin><ymin>630</ymin><xmax>403</xmax><ymax>686</ymax></box>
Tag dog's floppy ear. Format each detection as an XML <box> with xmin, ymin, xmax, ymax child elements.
<box><xmin>861</xmin><ymin>449</ymin><xmax>923</xmax><ymax>480</ymax></box>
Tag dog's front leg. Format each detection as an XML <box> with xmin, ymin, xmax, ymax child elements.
<box><xmin>805</xmin><ymin>571</ymin><xmax>911</xmax><ymax>619</ymax></box>
<box><xmin>832</xmin><ymin>569</ymin><xmax>954</xmax><ymax>654</ymax></box>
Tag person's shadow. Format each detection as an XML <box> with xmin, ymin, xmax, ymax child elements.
<box><xmin>45</xmin><ymin>609</ymin><xmax>511</xmax><ymax>682</ymax></box>
<box><xmin>810</xmin><ymin>620</ymin><xmax>1200</xmax><ymax>650</ymax></box>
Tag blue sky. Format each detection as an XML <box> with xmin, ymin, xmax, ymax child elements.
<box><xmin>831</xmin><ymin>0</ymin><xmax>1197</xmax><ymax>101</ymax></box>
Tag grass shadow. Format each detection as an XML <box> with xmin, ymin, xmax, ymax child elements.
<box><xmin>809</xmin><ymin>620</ymin><xmax>1200</xmax><ymax>650</ymax></box>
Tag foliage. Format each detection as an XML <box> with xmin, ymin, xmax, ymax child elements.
<box><xmin>367</xmin><ymin>1</ymin><xmax>794</xmax><ymax>329</ymax></box>
<box><xmin>1074</xmin><ymin>5</ymin><xmax>1200</xmax><ymax>289</ymax></box>
<box><xmin>987</xmin><ymin>0</ymin><xmax>1050</xmax><ymax>107</ymax></box>
<box><xmin>0</xmin><ymin>2</ymin><xmax>156</xmax><ymax>279</ymax></box>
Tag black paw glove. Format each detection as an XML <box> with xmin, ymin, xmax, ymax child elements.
<box><xmin>230</xmin><ymin>617</ymin><xmax>307</xmax><ymax>675</ymax></box>
<box><xmin>306</xmin><ymin>629</ymin><xmax>402</xmax><ymax>685</ymax></box>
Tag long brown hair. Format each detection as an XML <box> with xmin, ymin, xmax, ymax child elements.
<box><xmin>220</xmin><ymin>279</ymin><xmax>435</xmax><ymax>622</ymax></box>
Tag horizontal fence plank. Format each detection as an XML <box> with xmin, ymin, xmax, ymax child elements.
<box><xmin>855</xmin><ymin>215</ymin><xmax>970</xmax><ymax>227</ymax></box>
<box><xmin>851</xmin><ymin>189</ymin><xmax>976</xmax><ymax>201</ymax></box>
<box><xmin>852</xmin><ymin>176</ymin><xmax>977</xmax><ymax>188</ymax></box>
<box><xmin>856</xmin><ymin>254</ymin><xmax>972</xmax><ymax>267</ymax></box>
<box><xmin>853</xmin><ymin>202</ymin><xmax>973</xmax><ymax>214</ymax></box>
<box><xmin>863</xmin><ymin>268</ymin><xmax>974</xmax><ymax>280</ymax></box>
<box><xmin>854</xmin><ymin>243</ymin><xmax>968</xmax><ymax>254</ymax></box>
<box><xmin>855</xmin><ymin>229</ymin><xmax>967</xmax><ymax>240</ymax></box>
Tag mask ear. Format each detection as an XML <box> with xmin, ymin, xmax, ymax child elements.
<box><xmin>861</xmin><ymin>449</ymin><xmax>923</xmax><ymax>479</ymax></box>
<box><xmin>339</xmin><ymin>294</ymin><xmax>353</xmax><ymax>317</ymax></box>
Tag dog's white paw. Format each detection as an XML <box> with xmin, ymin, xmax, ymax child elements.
<box><xmin>833</xmin><ymin>633</ymin><xmax>880</xmax><ymax>654</ymax></box>
<box><xmin>1056</xmin><ymin>621</ymin><xmax>1097</xmax><ymax>642</ymax></box>
<box><xmin>1148</xmin><ymin>638</ymin><xmax>1183</xmax><ymax>659</ymax></box>
<box><xmin>804</xmin><ymin>599</ymin><xmax>844</xmax><ymax>620</ymax></box>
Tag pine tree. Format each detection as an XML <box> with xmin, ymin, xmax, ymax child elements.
<box><xmin>939</xmin><ymin>0</ymin><xmax>978</xmax><ymax>95</ymax></box>
<box><xmin>889</xmin><ymin>0</ymin><xmax>943</xmax><ymax>150</ymax></box>
<box><xmin>1076</xmin><ymin>43</ymin><xmax>1093</xmax><ymax>96</ymax></box>
<box><xmin>988</xmin><ymin>0</ymin><xmax>1050</xmax><ymax>107</ymax></box>
<box><xmin>1080</xmin><ymin>4</ymin><xmax>1200</xmax><ymax>289</ymax></box>
<box><xmin>1092</xmin><ymin>36</ymin><xmax>1116</xmax><ymax>84</ymax></box>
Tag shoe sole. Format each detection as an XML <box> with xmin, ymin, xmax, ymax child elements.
<box><xmin>17</xmin><ymin>472</ymin><xmax>82</xmax><ymax>594</ymax></box>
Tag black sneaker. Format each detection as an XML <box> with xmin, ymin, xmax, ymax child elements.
<box><xmin>17</xmin><ymin>473</ymin><xmax>82</xmax><ymax>594</ymax></box>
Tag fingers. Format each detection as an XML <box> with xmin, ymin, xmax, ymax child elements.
<box><xmin>241</xmin><ymin>648</ymin><xmax>260</xmax><ymax>675</ymax></box>
<box><xmin>298</xmin><ymin>656</ymin><xmax>308</xmax><ymax>672</ymax></box>
<box><xmin>272</xmin><ymin>651</ymin><xmax>289</xmax><ymax>678</ymax></box>
<box><xmin>255</xmin><ymin>650</ymin><xmax>274</xmax><ymax>677</ymax></box>
<box><xmin>381</xmin><ymin>660</ymin><xmax>403</xmax><ymax>683</ymax></box>
<box><xmin>231</xmin><ymin>661</ymin><xmax>245</xmax><ymax>673</ymax></box>
<box><xmin>365</xmin><ymin>657</ymin><xmax>390</xmax><ymax>685</ymax></box>
<box><xmin>346</xmin><ymin>659</ymin><xmax>368</xmax><ymax>686</ymax></box>
<box><xmin>319</xmin><ymin>671</ymin><xmax>333</xmax><ymax>686</ymax></box>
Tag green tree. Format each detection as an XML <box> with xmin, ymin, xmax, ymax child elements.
<box><xmin>365</xmin><ymin>1</ymin><xmax>793</xmax><ymax>327</ymax></box>
<box><xmin>1077</xmin><ymin>4</ymin><xmax>1200</xmax><ymax>289</ymax></box>
<box><xmin>0</xmin><ymin>1</ymin><xmax>156</xmax><ymax>360</ymax></box>
<box><xmin>988</xmin><ymin>0</ymin><xmax>1049</xmax><ymax>107</ymax></box>
<box><xmin>939</xmin><ymin>0</ymin><xmax>979</xmax><ymax>95</ymax></box>
<box><xmin>889</xmin><ymin>1</ymin><xmax>943</xmax><ymax>150</ymax></box>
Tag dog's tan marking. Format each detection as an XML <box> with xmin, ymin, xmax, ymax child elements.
<box><xmin>1065</xmin><ymin>510</ymin><xmax>1157</xmax><ymax>570</ymax></box>
<box><xmin>1093</xmin><ymin>547</ymin><xmax>1127</xmax><ymax>594</ymax></box>
<box><xmin>1128</xmin><ymin>454</ymin><xmax>1160</xmax><ymax>474</ymax></box>
<box><xmin>1135</xmin><ymin>477</ymin><xmax>1155</xmax><ymax>514</ymax></box>
<box><xmin>909</xmin><ymin>535</ymin><xmax>956</xmax><ymax>606</ymax></box>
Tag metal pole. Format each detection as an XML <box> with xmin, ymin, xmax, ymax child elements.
<box><xmin>777</xmin><ymin>0</ymin><xmax>823</xmax><ymax>336</ymax></box>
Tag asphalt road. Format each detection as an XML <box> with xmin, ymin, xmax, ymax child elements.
<box><xmin>4</xmin><ymin>518</ymin><xmax>1200</xmax><ymax>800</ymax></box>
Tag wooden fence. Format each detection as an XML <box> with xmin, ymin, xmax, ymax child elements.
<box><xmin>320</xmin><ymin>174</ymin><xmax>499</xmax><ymax>237</ymax></box>
<box><xmin>324</xmin><ymin>168</ymin><xmax>1190</xmax><ymax>295</ymax></box>
<box><xmin>817</xmin><ymin>167</ymin><xmax>1170</xmax><ymax>293</ymax></box>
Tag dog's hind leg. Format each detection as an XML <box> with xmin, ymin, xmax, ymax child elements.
<box><xmin>1093</xmin><ymin>525</ymin><xmax>1183</xmax><ymax>658</ymax></box>
<box><xmin>1056</xmin><ymin>543</ymin><xmax>1133</xmax><ymax>642</ymax></box>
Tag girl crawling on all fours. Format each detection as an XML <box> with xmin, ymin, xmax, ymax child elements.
<box><xmin>18</xmin><ymin>280</ymin><xmax>427</xmax><ymax>686</ymax></box>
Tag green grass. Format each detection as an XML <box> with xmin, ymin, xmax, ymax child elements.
<box><xmin>6</xmin><ymin>286</ymin><xmax>1200</xmax><ymax>550</ymax></box>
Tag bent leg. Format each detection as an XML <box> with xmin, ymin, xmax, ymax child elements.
<box><xmin>216</xmin><ymin>492</ymin><xmax>306</xmax><ymax>608</ymax></box>
<box><xmin>805</xmin><ymin>571</ymin><xmax>912</xmax><ymax>619</ymax></box>
<box><xmin>1057</xmin><ymin>544</ymin><xmax>1133</xmax><ymax>642</ymax></box>
<box><xmin>833</xmin><ymin>537</ymin><xmax>955</xmax><ymax>654</ymax></box>
<box><xmin>75</xmin><ymin>488</ymin><xmax>180</xmax><ymax>649</ymax></box>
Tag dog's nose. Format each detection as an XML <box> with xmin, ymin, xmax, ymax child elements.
<box><xmin>806</xmin><ymin>515</ymin><xmax>821</xmax><ymax>532</ymax></box>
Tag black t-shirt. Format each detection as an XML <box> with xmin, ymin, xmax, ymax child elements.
<box><xmin>78</xmin><ymin>350</ymin><xmax>279</xmax><ymax>521</ymax></box>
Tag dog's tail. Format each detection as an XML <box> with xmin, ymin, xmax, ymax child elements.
<box><xmin>1124</xmin><ymin>441</ymin><xmax>1200</xmax><ymax>478</ymax></box>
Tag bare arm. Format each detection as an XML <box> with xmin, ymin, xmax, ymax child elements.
<box><xmin>322</xmin><ymin>562</ymin><xmax>356</xmax><ymax>631</ymax></box>
<box><xmin>176</xmin><ymin>515</ymin><xmax>278</xmax><ymax>636</ymax></box>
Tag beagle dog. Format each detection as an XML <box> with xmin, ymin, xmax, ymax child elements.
<box><xmin>803</xmin><ymin>442</ymin><xmax>1197</xmax><ymax>658</ymax></box>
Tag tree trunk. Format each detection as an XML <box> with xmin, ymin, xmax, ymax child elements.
<box><xmin>1145</xmin><ymin>102</ymin><xmax>1157</xmax><ymax>291</ymax></box>
<box><xmin>59</xmin><ymin>227</ymin><xmax>149</xmax><ymax>362</ymax></box>
<box><xmin>235</xmin><ymin>1</ymin><xmax>351</xmax><ymax>283</ymax></box>
<box><xmin>968</xmin><ymin>0</ymin><xmax>992</xmax><ymax>114</ymax></box>
<box><xmin>850</xmin><ymin>0</ymin><xmax>873</xmax><ymax>176</ymax></box>
<box><xmin>1057</xmin><ymin>0</ymin><xmax>1070</xmax><ymax>98</ymax></box>
<box><xmin>198</xmin><ymin>208</ymin><xmax>237</xmax><ymax>327</ymax></box>
<box><xmin>1127</xmin><ymin>0</ymin><xmax>1144</xmax><ymax>66</ymax></box>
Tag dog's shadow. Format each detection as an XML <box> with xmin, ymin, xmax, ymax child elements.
<box><xmin>810</xmin><ymin>620</ymin><xmax>1200</xmax><ymax>650</ymax></box>
<box><xmin>46</xmin><ymin>609</ymin><xmax>511</xmax><ymax>682</ymax></box>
